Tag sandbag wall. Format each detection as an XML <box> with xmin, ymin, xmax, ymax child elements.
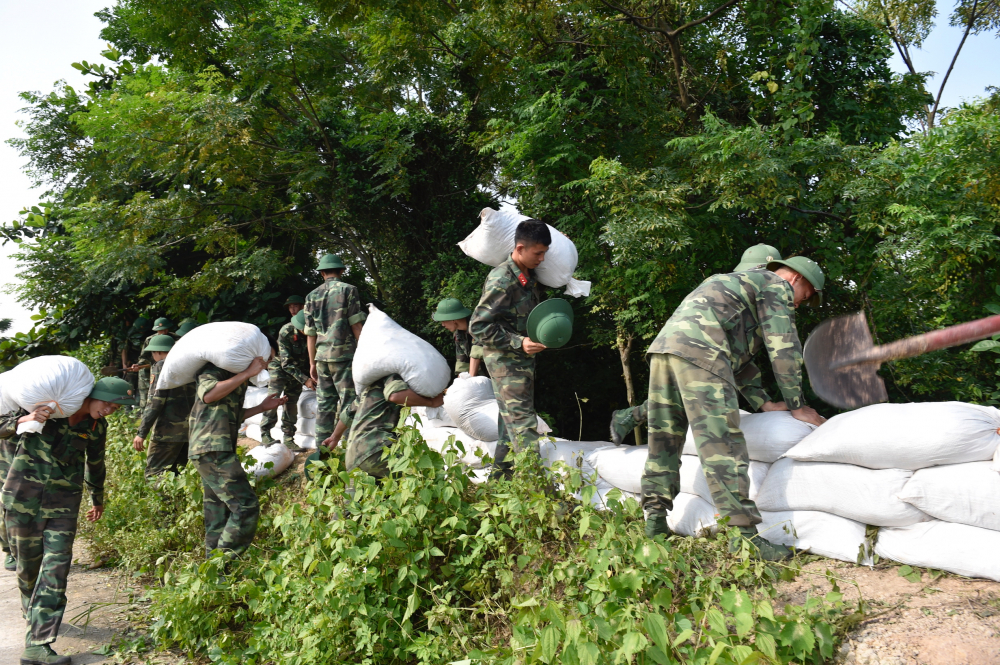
<box><xmin>241</xmin><ymin>385</ymin><xmax>319</xmax><ymax>451</ymax></box>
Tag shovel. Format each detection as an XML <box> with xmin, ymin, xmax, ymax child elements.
<box><xmin>99</xmin><ymin>363</ymin><xmax>150</xmax><ymax>376</ymax></box>
<box><xmin>803</xmin><ymin>312</ymin><xmax>1000</xmax><ymax>409</ymax></box>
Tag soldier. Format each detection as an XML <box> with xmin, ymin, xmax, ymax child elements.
<box><xmin>641</xmin><ymin>256</ymin><xmax>827</xmax><ymax>560</ymax></box>
<box><xmin>2</xmin><ymin>378</ymin><xmax>135</xmax><ymax>665</ymax></box>
<box><xmin>470</xmin><ymin>220</ymin><xmax>550</xmax><ymax>477</ymax></box>
<box><xmin>303</xmin><ymin>254</ymin><xmax>366</xmax><ymax>445</ymax></box>
<box><xmin>120</xmin><ymin>316</ymin><xmax>150</xmax><ymax>405</ymax></box>
<box><xmin>341</xmin><ymin>375</ymin><xmax>444</xmax><ymax>477</ymax></box>
<box><xmin>261</xmin><ymin>308</ymin><xmax>314</xmax><ymax>451</ymax></box>
<box><xmin>433</xmin><ymin>298</ymin><xmax>484</xmax><ymax>376</ymax></box>
<box><xmin>132</xmin><ymin>335</ymin><xmax>196</xmax><ymax>481</ymax></box>
<box><xmin>133</xmin><ymin>317</ymin><xmax>179</xmax><ymax>411</ymax></box>
<box><xmin>0</xmin><ymin>407</ymin><xmax>36</xmax><ymax>572</ymax></box>
<box><xmin>188</xmin><ymin>353</ymin><xmax>286</xmax><ymax>560</ymax></box>
<box><xmin>176</xmin><ymin>318</ymin><xmax>200</xmax><ymax>337</ymax></box>
<box><xmin>608</xmin><ymin>244</ymin><xmax>783</xmax><ymax>445</ymax></box>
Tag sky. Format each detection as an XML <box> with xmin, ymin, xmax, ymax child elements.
<box><xmin>0</xmin><ymin>1</ymin><xmax>998</xmax><ymax>336</ymax></box>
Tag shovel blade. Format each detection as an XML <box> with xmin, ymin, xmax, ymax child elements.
<box><xmin>803</xmin><ymin>312</ymin><xmax>888</xmax><ymax>410</ymax></box>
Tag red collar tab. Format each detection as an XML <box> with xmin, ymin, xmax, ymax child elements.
<box><xmin>518</xmin><ymin>272</ymin><xmax>528</xmax><ymax>287</ymax></box>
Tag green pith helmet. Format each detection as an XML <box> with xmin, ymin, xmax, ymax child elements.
<box><xmin>767</xmin><ymin>257</ymin><xmax>825</xmax><ymax>306</ymax></box>
<box><xmin>317</xmin><ymin>254</ymin><xmax>346</xmax><ymax>271</ymax></box>
<box><xmin>734</xmin><ymin>244</ymin><xmax>782</xmax><ymax>271</ymax></box>
<box><xmin>527</xmin><ymin>298</ymin><xmax>574</xmax><ymax>348</ymax></box>
<box><xmin>143</xmin><ymin>335</ymin><xmax>175</xmax><ymax>354</ymax></box>
<box><xmin>176</xmin><ymin>319</ymin><xmax>200</xmax><ymax>336</ymax></box>
<box><xmin>284</xmin><ymin>295</ymin><xmax>305</xmax><ymax>306</ymax></box>
<box><xmin>151</xmin><ymin>317</ymin><xmax>173</xmax><ymax>331</ymax></box>
<box><xmin>432</xmin><ymin>298</ymin><xmax>473</xmax><ymax>322</ymax></box>
<box><xmin>291</xmin><ymin>311</ymin><xmax>306</xmax><ymax>331</ymax></box>
<box><xmin>89</xmin><ymin>377</ymin><xmax>138</xmax><ymax>406</ymax></box>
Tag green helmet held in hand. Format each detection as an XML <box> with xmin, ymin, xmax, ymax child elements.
<box><xmin>527</xmin><ymin>298</ymin><xmax>574</xmax><ymax>349</ymax></box>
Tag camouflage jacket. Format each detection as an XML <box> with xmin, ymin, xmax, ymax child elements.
<box><xmin>1</xmin><ymin>414</ymin><xmax>107</xmax><ymax>517</ymax></box>
<box><xmin>138</xmin><ymin>331</ymin><xmax>181</xmax><ymax>366</ymax></box>
<box><xmin>647</xmin><ymin>269</ymin><xmax>805</xmax><ymax>410</ymax></box>
<box><xmin>268</xmin><ymin>321</ymin><xmax>310</xmax><ymax>384</ymax></box>
<box><xmin>470</xmin><ymin>254</ymin><xmax>544</xmax><ymax>365</ymax></box>
<box><xmin>0</xmin><ymin>409</ymin><xmax>25</xmax><ymax>479</ymax></box>
<box><xmin>453</xmin><ymin>329</ymin><xmax>484</xmax><ymax>375</ymax></box>
<box><xmin>187</xmin><ymin>363</ymin><xmax>248</xmax><ymax>457</ymax></box>
<box><xmin>138</xmin><ymin>360</ymin><xmax>197</xmax><ymax>443</ymax></box>
<box><xmin>303</xmin><ymin>276</ymin><xmax>367</xmax><ymax>363</ymax></box>
<box><xmin>343</xmin><ymin>374</ymin><xmax>409</xmax><ymax>471</ymax></box>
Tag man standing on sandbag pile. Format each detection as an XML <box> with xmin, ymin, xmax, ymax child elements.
<box><xmin>433</xmin><ymin>298</ymin><xmax>485</xmax><ymax>377</ymax></box>
<box><xmin>132</xmin><ymin>335</ymin><xmax>196</xmax><ymax>483</ymax></box>
<box><xmin>261</xmin><ymin>297</ymin><xmax>315</xmax><ymax>451</ymax></box>
<box><xmin>304</xmin><ymin>254</ymin><xmax>367</xmax><ymax>447</ymax></box>
<box><xmin>642</xmin><ymin>256</ymin><xmax>827</xmax><ymax>561</ymax></box>
<box><xmin>133</xmin><ymin>317</ymin><xmax>179</xmax><ymax>411</ymax></box>
<box><xmin>188</xmin><ymin>354</ymin><xmax>287</xmax><ymax>560</ymax></box>
<box><xmin>609</xmin><ymin>244</ymin><xmax>783</xmax><ymax>445</ymax></box>
<box><xmin>2</xmin><ymin>378</ymin><xmax>135</xmax><ymax>665</ymax></box>
<box><xmin>470</xmin><ymin>219</ymin><xmax>550</xmax><ymax>478</ymax></box>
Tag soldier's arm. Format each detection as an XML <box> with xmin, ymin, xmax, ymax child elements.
<box><xmin>85</xmin><ymin>425</ymin><xmax>108</xmax><ymax>507</ymax></box>
<box><xmin>733</xmin><ymin>362</ymin><xmax>770</xmax><ymax>411</ymax></box>
<box><xmin>279</xmin><ymin>330</ymin><xmax>310</xmax><ymax>385</ymax></box>
<box><xmin>137</xmin><ymin>369</ymin><xmax>168</xmax><ymax>440</ymax></box>
<box><xmin>757</xmin><ymin>283</ymin><xmax>806</xmax><ymax>409</ymax></box>
<box><xmin>347</xmin><ymin>286</ymin><xmax>366</xmax><ymax>339</ymax></box>
<box><xmin>0</xmin><ymin>409</ymin><xmax>27</xmax><ymax>439</ymax></box>
<box><xmin>470</xmin><ymin>281</ymin><xmax>522</xmax><ymax>351</ymax></box>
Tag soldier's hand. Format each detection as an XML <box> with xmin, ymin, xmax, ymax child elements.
<box><xmin>260</xmin><ymin>394</ymin><xmax>288</xmax><ymax>412</ymax></box>
<box><xmin>522</xmin><ymin>339</ymin><xmax>547</xmax><ymax>355</ymax></box>
<box><xmin>791</xmin><ymin>406</ymin><xmax>826</xmax><ymax>427</ymax></box>
<box><xmin>321</xmin><ymin>435</ymin><xmax>339</xmax><ymax>450</ymax></box>
<box><xmin>761</xmin><ymin>401</ymin><xmax>788</xmax><ymax>412</ymax></box>
<box><xmin>429</xmin><ymin>393</ymin><xmax>445</xmax><ymax>408</ymax></box>
<box><xmin>247</xmin><ymin>356</ymin><xmax>268</xmax><ymax>376</ymax></box>
<box><xmin>310</xmin><ymin>364</ymin><xmax>319</xmax><ymax>382</ymax></box>
<box><xmin>87</xmin><ymin>505</ymin><xmax>105</xmax><ymax>522</ymax></box>
<box><xmin>305</xmin><ymin>378</ymin><xmax>317</xmax><ymax>390</ymax></box>
<box><xmin>132</xmin><ymin>436</ymin><xmax>146</xmax><ymax>452</ymax></box>
<box><xmin>19</xmin><ymin>405</ymin><xmax>53</xmax><ymax>425</ymax></box>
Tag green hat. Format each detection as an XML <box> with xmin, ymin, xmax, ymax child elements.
<box><xmin>89</xmin><ymin>377</ymin><xmax>138</xmax><ymax>406</ymax></box>
<box><xmin>734</xmin><ymin>244</ymin><xmax>782</xmax><ymax>271</ymax></box>
<box><xmin>143</xmin><ymin>335</ymin><xmax>175</xmax><ymax>354</ymax></box>
<box><xmin>284</xmin><ymin>295</ymin><xmax>305</xmax><ymax>306</ymax></box>
<box><xmin>318</xmin><ymin>254</ymin><xmax>346</xmax><ymax>271</ymax></box>
<box><xmin>176</xmin><ymin>320</ymin><xmax>200</xmax><ymax>336</ymax></box>
<box><xmin>151</xmin><ymin>317</ymin><xmax>173</xmax><ymax>331</ymax></box>
<box><xmin>432</xmin><ymin>298</ymin><xmax>473</xmax><ymax>322</ymax></box>
<box><xmin>527</xmin><ymin>298</ymin><xmax>574</xmax><ymax>348</ymax></box>
<box><xmin>767</xmin><ymin>256</ymin><xmax>825</xmax><ymax>306</ymax></box>
<box><xmin>291</xmin><ymin>311</ymin><xmax>306</xmax><ymax>331</ymax></box>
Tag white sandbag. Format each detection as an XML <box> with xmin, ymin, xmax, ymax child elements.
<box><xmin>995</xmin><ymin>448</ymin><xmax>1000</xmax><ymax>473</ymax></box>
<box><xmin>667</xmin><ymin>493</ymin><xmax>719</xmax><ymax>538</ymax></box>
<box><xmin>457</xmin><ymin>207</ymin><xmax>591</xmax><ymax>297</ymax></box>
<box><xmin>408</xmin><ymin>406</ymin><xmax>456</xmax><ymax>428</ymax></box>
<box><xmin>244</xmin><ymin>443</ymin><xmax>294</xmax><ymax>478</ymax></box>
<box><xmin>444</xmin><ymin>375</ymin><xmax>500</xmax><ymax>441</ymax></box>
<box><xmin>539</xmin><ymin>439</ymin><xmax>607</xmax><ymax>478</ymax></box>
<box><xmin>295</xmin><ymin>434</ymin><xmax>317</xmax><ymax>450</ymax></box>
<box><xmin>679</xmin><ymin>455</ymin><xmax>770</xmax><ymax>504</ymax></box>
<box><xmin>244</xmin><ymin>423</ymin><xmax>263</xmax><ymax>442</ymax></box>
<box><xmin>298</xmin><ymin>390</ymin><xmax>317</xmax><ymax>419</ymax></box>
<box><xmin>0</xmin><ymin>356</ymin><xmax>94</xmax><ymax>434</ymax></box>
<box><xmin>588</xmin><ymin>478</ymin><xmax>640</xmax><ymax>511</ymax></box>
<box><xmin>419</xmin><ymin>425</ymin><xmax>496</xmax><ymax>468</ymax></box>
<box><xmin>242</xmin><ymin>385</ymin><xmax>270</xmax><ymax>426</ymax></box>
<box><xmin>876</xmin><ymin>521</ymin><xmax>1000</xmax><ymax>581</ymax></box>
<box><xmin>755</xmin><ymin>458</ymin><xmax>927</xmax><ymax>527</ymax></box>
<box><xmin>352</xmin><ymin>305</ymin><xmax>450</xmax><ymax>397</ymax></box>
<box><xmin>757</xmin><ymin>511</ymin><xmax>872</xmax><ymax>564</ymax></box>
<box><xmin>586</xmin><ymin>445</ymin><xmax>647</xmax><ymax>494</ymax></box>
<box><xmin>682</xmin><ymin>411</ymin><xmax>815</xmax><ymax>463</ymax></box>
<box><xmin>785</xmin><ymin>402</ymin><xmax>1000</xmax><ymax>470</ymax></box>
<box><xmin>158</xmin><ymin>322</ymin><xmax>270</xmax><ymax>390</ymax></box>
<box><xmin>296</xmin><ymin>417</ymin><xmax>317</xmax><ymax>436</ymax></box>
<box><xmin>897</xmin><ymin>462</ymin><xmax>1000</xmax><ymax>531</ymax></box>
<box><xmin>244</xmin><ymin>422</ymin><xmax>316</xmax><ymax>450</ymax></box>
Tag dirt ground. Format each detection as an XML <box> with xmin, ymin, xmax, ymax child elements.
<box><xmin>777</xmin><ymin>558</ymin><xmax>1000</xmax><ymax>665</ymax></box>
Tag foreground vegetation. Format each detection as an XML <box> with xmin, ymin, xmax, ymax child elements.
<box><xmin>84</xmin><ymin>412</ymin><xmax>861</xmax><ymax>664</ymax></box>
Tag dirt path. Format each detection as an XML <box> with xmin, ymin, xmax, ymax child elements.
<box><xmin>778</xmin><ymin>558</ymin><xmax>1000</xmax><ymax>664</ymax></box>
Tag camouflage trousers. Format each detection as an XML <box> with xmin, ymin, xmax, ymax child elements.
<box><xmin>138</xmin><ymin>366</ymin><xmax>151</xmax><ymax>411</ymax></box>
<box><xmin>355</xmin><ymin>447</ymin><xmax>391</xmax><ymax>479</ymax></box>
<box><xmin>0</xmin><ymin>439</ymin><xmax>14</xmax><ymax>553</ymax></box>
<box><xmin>260</xmin><ymin>368</ymin><xmax>302</xmax><ymax>445</ymax></box>
<box><xmin>3</xmin><ymin>508</ymin><xmax>77</xmax><ymax>646</ymax></box>
<box><xmin>192</xmin><ymin>451</ymin><xmax>259</xmax><ymax>559</ymax></box>
<box><xmin>315</xmin><ymin>360</ymin><xmax>355</xmax><ymax>442</ymax></box>
<box><xmin>610</xmin><ymin>400</ymin><xmax>649</xmax><ymax>444</ymax></box>
<box><xmin>484</xmin><ymin>351</ymin><xmax>541</xmax><ymax>473</ymax></box>
<box><xmin>642</xmin><ymin>353</ymin><xmax>761</xmax><ymax>527</ymax></box>
<box><xmin>145</xmin><ymin>439</ymin><xmax>189</xmax><ymax>479</ymax></box>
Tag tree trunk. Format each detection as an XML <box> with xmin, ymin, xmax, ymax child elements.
<box><xmin>617</xmin><ymin>330</ymin><xmax>643</xmax><ymax>443</ymax></box>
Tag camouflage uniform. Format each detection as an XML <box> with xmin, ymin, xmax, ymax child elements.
<box><xmin>138</xmin><ymin>331</ymin><xmax>179</xmax><ymax>410</ymax></box>
<box><xmin>188</xmin><ymin>363</ymin><xmax>258</xmax><ymax>558</ymax></box>
<box><xmin>453</xmin><ymin>329</ymin><xmax>485</xmax><ymax>376</ymax></box>
<box><xmin>341</xmin><ymin>374</ymin><xmax>410</xmax><ymax>478</ymax></box>
<box><xmin>470</xmin><ymin>255</ymin><xmax>545</xmax><ymax>472</ymax></box>
<box><xmin>303</xmin><ymin>275</ymin><xmax>367</xmax><ymax>441</ymax></box>
<box><xmin>1</xmin><ymin>414</ymin><xmax>107</xmax><ymax>647</ymax></box>
<box><xmin>137</xmin><ymin>360</ymin><xmax>196</xmax><ymax>478</ymax></box>
<box><xmin>0</xmin><ymin>409</ymin><xmax>24</xmax><ymax>557</ymax></box>
<box><xmin>260</xmin><ymin>321</ymin><xmax>309</xmax><ymax>447</ymax></box>
<box><xmin>122</xmin><ymin>320</ymin><xmax>149</xmax><ymax>403</ymax></box>
<box><xmin>610</xmin><ymin>400</ymin><xmax>648</xmax><ymax>444</ymax></box>
<box><xmin>642</xmin><ymin>269</ymin><xmax>806</xmax><ymax>527</ymax></box>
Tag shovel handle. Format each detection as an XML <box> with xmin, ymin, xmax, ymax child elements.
<box><xmin>836</xmin><ymin>314</ymin><xmax>1000</xmax><ymax>368</ymax></box>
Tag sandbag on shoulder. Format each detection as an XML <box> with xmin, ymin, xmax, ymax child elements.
<box><xmin>682</xmin><ymin>411</ymin><xmax>815</xmax><ymax>463</ymax></box>
<box><xmin>679</xmin><ymin>455</ymin><xmax>770</xmax><ymax>504</ymax></box>
<box><xmin>876</xmin><ymin>521</ymin><xmax>1000</xmax><ymax>582</ymax></box>
<box><xmin>158</xmin><ymin>322</ymin><xmax>270</xmax><ymax>390</ymax></box>
<box><xmin>784</xmin><ymin>402</ymin><xmax>1000</xmax><ymax>470</ymax></box>
<box><xmin>757</xmin><ymin>511</ymin><xmax>872</xmax><ymax>564</ymax></box>
<box><xmin>444</xmin><ymin>375</ymin><xmax>500</xmax><ymax>441</ymax></box>
<box><xmin>755</xmin><ymin>458</ymin><xmax>928</xmax><ymax>527</ymax></box>
<box><xmin>667</xmin><ymin>493</ymin><xmax>719</xmax><ymax>537</ymax></box>
<box><xmin>244</xmin><ymin>442</ymin><xmax>294</xmax><ymax>478</ymax></box>
<box><xmin>897</xmin><ymin>462</ymin><xmax>1000</xmax><ymax>531</ymax></box>
<box><xmin>0</xmin><ymin>356</ymin><xmax>95</xmax><ymax>434</ymax></box>
<box><xmin>352</xmin><ymin>305</ymin><xmax>450</xmax><ymax>397</ymax></box>
<box><xmin>458</xmin><ymin>207</ymin><xmax>591</xmax><ymax>297</ymax></box>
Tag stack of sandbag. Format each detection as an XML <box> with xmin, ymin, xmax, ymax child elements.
<box><xmin>411</xmin><ymin>405</ymin><xmax>456</xmax><ymax>428</ymax></box>
<box><xmin>775</xmin><ymin>402</ymin><xmax>1000</xmax><ymax>579</ymax></box>
<box><xmin>0</xmin><ymin>356</ymin><xmax>95</xmax><ymax>433</ymax></box>
<box><xmin>444</xmin><ymin>375</ymin><xmax>499</xmax><ymax>441</ymax></box>
<box><xmin>458</xmin><ymin>207</ymin><xmax>591</xmax><ymax>297</ymax></box>
<box><xmin>243</xmin><ymin>442</ymin><xmax>295</xmax><ymax>478</ymax></box>
<box><xmin>242</xmin><ymin>388</ymin><xmax>318</xmax><ymax>450</ymax></box>
<box><xmin>158</xmin><ymin>322</ymin><xmax>270</xmax><ymax>389</ymax></box>
<box><xmin>353</xmin><ymin>305</ymin><xmax>450</xmax><ymax>397</ymax></box>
